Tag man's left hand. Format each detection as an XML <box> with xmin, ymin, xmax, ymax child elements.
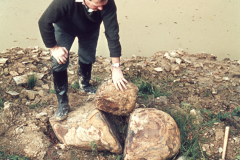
<box><xmin>112</xmin><ymin>67</ymin><xmax>128</xmax><ymax>91</ymax></box>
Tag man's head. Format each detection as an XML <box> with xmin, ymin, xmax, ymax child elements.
<box><xmin>85</xmin><ymin>0</ymin><xmax>108</xmax><ymax>11</ymax></box>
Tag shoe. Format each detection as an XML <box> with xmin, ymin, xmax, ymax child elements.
<box><xmin>53</xmin><ymin>70</ymin><xmax>69</xmax><ymax>121</ymax></box>
<box><xmin>78</xmin><ymin>60</ymin><xmax>96</xmax><ymax>94</ymax></box>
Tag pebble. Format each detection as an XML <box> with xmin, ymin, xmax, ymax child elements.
<box><xmin>218</xmin><ymin>147</ymin><xmax>223</xmax><ymax>153</ymax></box>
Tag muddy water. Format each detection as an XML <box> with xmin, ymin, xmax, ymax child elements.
<box><xmin>0</xmin><ymin>0</ymin><xmax>239</xmax><ymax>60</ymax></box>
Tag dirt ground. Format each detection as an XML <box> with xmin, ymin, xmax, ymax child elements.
<box><xmin>0</xmin><ymin>47</ymin><xmax>240</xmax><ymax>160</ymax></box>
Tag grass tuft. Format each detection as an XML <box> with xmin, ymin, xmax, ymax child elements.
<box><xmin>0</xmin><ymin>147</ymin><xmax>29</xmax><ymax>160</ymax></box>
<box><xmin>133</xmin><ymin>78</ymin><xmax>171</xmax><ymax>101</ymax></box>
<box><xmin>27</xmin><ymin>74</ymin><xmax>37</xmax><ymax>89</ymax></box>
<box><xmin>163</xmin><ymin>107</ymin><xmax>208</xmax><ymax>159</ymax></box>
<box><xmin>70</xmin><ymin>82</ymin><xmax>80</xmax><ymax>90</ymax></box>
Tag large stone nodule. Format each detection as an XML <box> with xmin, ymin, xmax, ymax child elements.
<box><xmin>124</xmin><ymin>108</ymin><xmax>181</xmax><ymax>160</ymax></box>
<box><xmin>95</xmin><ymin>80</ymin><xmax>139</xmax><ymax>116</ymax></box>
<box><xmin>49</xmin><ymin>102</ymin><xmax>123</xmax><ymax>154</ymax></box>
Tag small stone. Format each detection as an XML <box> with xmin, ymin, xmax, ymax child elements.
<box><xmin>38</xmin><ymin>90</ymin><xmax>48</xmax><ymax>97</ymax></box>
<box><xmin>223</xmin><ymin>77</ymin><xmax>229</xmax><ymax>81</ymax></box>
<box><xmin>0</xmin><ymin>58</ymin><xmax>8</xmax><ymax>64</ymax></box>
<box><xmin>26</xmin><ymin>90</ymin><xmax>39</xmax><ymax>100</ymax></box>
<box><xmin>16</xmin><ymin>127</ymin><xmax>24</xmax><ymax>134</ymax></box>
<box><xmin>202</xmin><ymin>144</ymin><xmax>209</xmax><ymax>152</ymax></box>
<box><xmin>209</xmin><ymin>130</ymin><xmax>214</xmax><ymax>135</ymax></box>
<box><xmin>22</xmin><ymin>98</ymin><xmax>27</xmax><ymax>105</ymax></box>
<box><xmin>176</xmin><ymin>58</ymin><xmax>182</xmax><ymax>64</ymax></box>
<box><xmin>154</xmin><ymin>67</ymin><xmax>163</xmax><ymax>72</ymax></box>
<box><xmin>212</xmin><ymin>88</ymin><xmax>218</xmax><ymax>95</ymax></box>
<box><xmin>36</xmin><ymin>112</ymin><xmax>48</xmax><ymax>119</ymax></box>
<box><xmin>176</xmin><ymin>156</ymin><xmax>186</xmax><ymax>160</ymax></box>
<box><xmin>18</xmin><ymin>68</ymin><xmax>25</xmax><ymax>74</ymax></box>
<box><xmin>6</xmin><ymin>91</ymin><xmax>20</xmax><ymax>97</ymax></box>
<box><xmin>42</xmin><ymin>84</ymin><xmax>49</xmax><ymax>90</ymax></box>
<box><xmin>9</xmin><ymin>71</ymin><xmax>19</xmax><ymax>77</ymax></box>
<box><xmin>17</xmin><ymin>50</ymin><xmax>24</xmax><ymax>54</ymax></box>
<box><xmin>218</xmin><ymin>147</ymin><xmax>223</xmax><ymax>153</ymax></box>
<box><xmin>35</xmin><ymin>80</ymin><xmax>44</xmax><ymax>87</ymax></box>
<box><xmin>68</xmin><ymin>70</ymin><xmax>74</xmax><ymax>75</ymax></box>
<box><xmin>3</xmin><ymin>68</ymin><xmax>8</xmax><ymax>75</ymax></box>
<box><xmin>233</xmin><ymin>137</ymin><xmax>240</xmax><ymax>143</ymax></box>
<box><xmin>215</xmin><ymin>129</ymin><xmax>224</xmax><ymax>140</ymax></box>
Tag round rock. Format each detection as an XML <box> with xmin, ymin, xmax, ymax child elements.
<box><xmin>124</xmin><ymin>108</ymin><xmax>181</xmax><ymax>160</ymax></box>
<box><xmin>95</xmin><ymin>80</ymin><xmax>138</xmax><ymax>116</ymax></box>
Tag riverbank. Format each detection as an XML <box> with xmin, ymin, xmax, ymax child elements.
<box><xmin>0</xmin><ymin>46</ymin><xmax>240</xmax><ymax>159</ymax></box>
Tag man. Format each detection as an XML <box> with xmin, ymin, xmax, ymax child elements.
<box><xmin>38</xmin><ymin>0</ymin><xmax>127</xmax><ymax>121</ymax></box>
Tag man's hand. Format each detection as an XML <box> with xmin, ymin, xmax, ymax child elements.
<box><xmin>50</xmin><ymin>45</ymin><xmax>68</xmax><ymax>64</ymax></box>
<box><xmin>112</xmin><ymin>66</ymin><xmax>128</xmax><ymax>91</ymax></box>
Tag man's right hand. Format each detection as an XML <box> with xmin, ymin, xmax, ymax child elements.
<box><xmin>50</xmin><ymin>45</ymin><xmax>68</xmax><ymax>64</ymax></box>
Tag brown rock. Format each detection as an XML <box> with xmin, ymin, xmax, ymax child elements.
<box><xmin>124</xmin><ymin>108</ymin><xmax>181</xmax><ymax>160</ymax></box>
<box><xmin>38</xmin><ymin>90</ymin><xmax>48</xmax><ymax>97</ymax></box>
<box><xmin>95</xmin><ymin>80</ymin><xmax>138</xmax><ymax>116</ymax></box>
<box><xmin>26</xmin><ymin>90</ymin><xmax>39</xmax><ymax>100</ymax></box>
<box><xmin>49</xmin><ymin>102</ymin><xmax>122</xmax><ymax>154</ymax></box>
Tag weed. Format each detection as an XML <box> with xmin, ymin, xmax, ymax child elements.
<box><xmin>180</xmin><ymin>102</ymin><xmax>193</xmax><ymax>112</ymax></box>
<box><xmin>163</xmin><ymin>107</ymin><xmax>208</xmax><ymax>159</ymax></box>
<box><xmin>29</xmin><ymin>102</ymin><xmax>46</xmax><ymax>109</ymax></box>
<box><xmin>49</xmin><ymin>89</ymin><xmax>56</xmax><ymax>94</ymax></box>
<box><xmin>95</xmin><ymin>77</ymin><xmax>101</xmax><ymax>83</ymax></box>
<box><xmin>27</xmin><ymin>74</ymin><xmax>37</xmax><ymax>89</ymax></box>
<box><xmin>200</xmin><ymin>109</ymin><xmax>231</xmax><ymax>126</ymax></box>
<box><xmin>0</xmin><ymin>147</ymin><xmax>29</xmax><ymax>160</ymax></box>
<box><xmin>0</xmin><ymin>97</ymin><xmax>4</xmax><ymax>109</ymax></box>
<box><xmin>112</xmin><ymin>154</ymin><xmax>122</xmax><ymax>160</ymax></box>
<box><xmin>204</xmin><ymin>90</ymin><xmax>211</xmax><ymax>97</ymax></box>
<box><xmin>133</xmin><ymin>78</ymin><xmax>171</xmax><ymax>102</ymax></box>
<box><xmin>231</xmin><ymin>106</ymin><xmax>240</xmax><ymax>117</ymax></box>
<box><xmin>90</xmin><ymin>141</ymin><xmax>98</xmax><ymax>156</ymax></box>
<box><xmin>70</xmin><ymin>82</ymin><xmax>79</xmax><ymax>90</ymax></box>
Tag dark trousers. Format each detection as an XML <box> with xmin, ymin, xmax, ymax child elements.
<box><xmin>52</xmin><ymin>24</ymin><xmax>99</xmax><ymax>72</ymax></box>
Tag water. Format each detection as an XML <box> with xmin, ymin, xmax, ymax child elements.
<box><xmin>0</xmin><ymin>0</ymin><xmax>240</xmax><ymax>60</ymax></box>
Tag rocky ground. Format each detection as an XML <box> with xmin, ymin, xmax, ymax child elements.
<box><xmin>0</xmin><ymin>46</ymin><xmax>240</xmax><ymax>160</ymax></box>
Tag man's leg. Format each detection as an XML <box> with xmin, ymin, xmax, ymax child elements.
<box><xmin>52</xmin><ymin>24</ymin><xmax>75</xmax><ymax>121</ymax></box>
<box><xmin>77</xmin><ymin>29</ymin><xmax>100</xmax><ymax>94</ymax></box>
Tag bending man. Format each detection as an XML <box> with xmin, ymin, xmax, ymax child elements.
<box><xmin>38</xmin><ymin>0</ymin><xmax>127</xmax><ymax>121</ymax></box>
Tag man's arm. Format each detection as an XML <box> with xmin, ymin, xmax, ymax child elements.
<box><xmin>111</xmin><ymin>57</ymin><xmax>128</xmax><ymax>91</ymax></box>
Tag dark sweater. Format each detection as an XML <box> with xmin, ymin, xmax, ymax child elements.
<box><xmin>38</xmin><ymin>0</ymin><xmax>121</xmax><ymax>57</ymax></box>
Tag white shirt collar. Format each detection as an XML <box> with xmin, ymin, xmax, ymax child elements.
<box><xmin>75</xmin><ymin>0</ymin><xmax>93</xmax><ymax>13</ymax></box>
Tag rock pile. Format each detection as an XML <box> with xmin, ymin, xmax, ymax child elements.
<box><xmin>49</xmin><ymin>81</ymin><xmax>181</xmax><ymax>159</ymax></box>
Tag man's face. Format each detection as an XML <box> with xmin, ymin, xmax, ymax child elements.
<box><xmin>85</xmin><ymin>0</ymin><xmax>108</xmax><ymax>11</ymax></box>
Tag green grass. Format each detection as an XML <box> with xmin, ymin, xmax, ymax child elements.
<box><xmin>29</xmin><ymin>102</ymin><xmax>46</xmax><ymax>109</ymax></box>
<box><xmin>133</xmin><ymin>78</ymin><xmax>171</xmax><ymax>102</ymax></box>
<box><xmin>163</xmin><ymin>107</ymin><xmax>208</xmax><ymax>160</ymax></box>
<box><xmin>90</xmin><ymin>141</ymin><xmax>98</xmax><ymax>156</ymax></box>
<box><xmin>27</xmin><ymin>74</ymin><xmax>37</xmax><ymax>89</ymax></box>
<box><xmin>201</xmin><ymin>107</ymin><xmax>240</xmax><ymax>127</ymax></box>
<box><xmin>0</xmin><ymin>97</ymin><xmax>4</xmax><ymax>109</ymax></box>
<box><xmin>49</xmin><ymin>89</ymin><xmax>56</xmax><ymax>94</ymax></box>
<box><xmin>0</xmin><ymin>148</ymin><xmax>29</xmax><ymax>160</ymax></box>
<box><xmin>70</xmin><ymin>82</ymin><xmax>80</xmax><ymax>90</ymax></box>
